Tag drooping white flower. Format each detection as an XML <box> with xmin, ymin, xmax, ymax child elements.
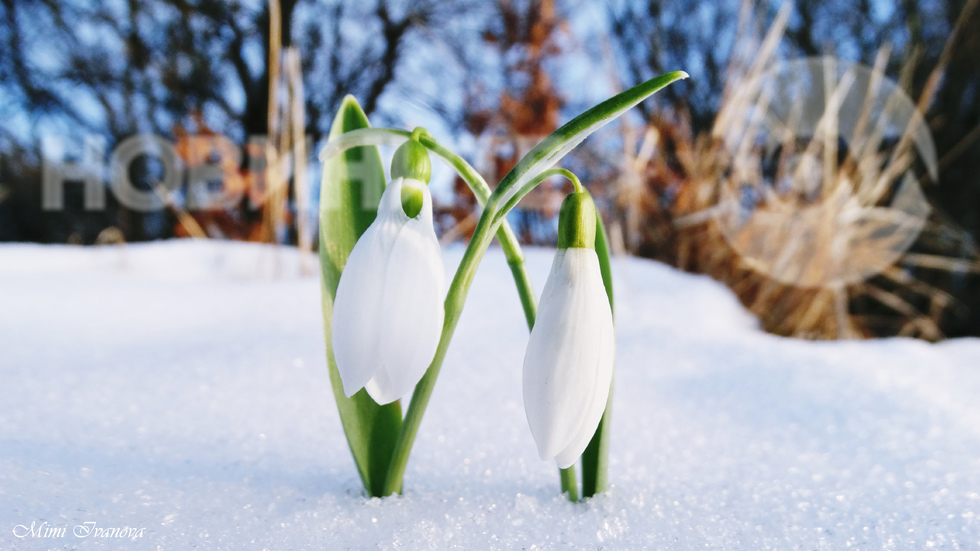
<box><xmin>331</xmin><ymin>138</ymin><xmax>445</xmax><ymax>405</ymax></box>
<box><xmin>523</xmin><ymin>192</ymin><xmax>615</xmax><ymax>469</ymax></box>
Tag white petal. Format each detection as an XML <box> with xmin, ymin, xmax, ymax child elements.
<box><xmin>331</xmin><ymin>178</ymin><xmax>445</xmax><ymax>404</ymax></box>
<box><xmin>554</xmin><ymin>304</ymin><xmax>615</xmax><ymax>468</ymax></box>
<box><xmin>523</xmin><ymin>248</ymin><xmax>615</xmax><ymax>468</ymax></box>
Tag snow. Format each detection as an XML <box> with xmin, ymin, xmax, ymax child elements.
<box><xmin>1</xmin><ymin>239</ymin><xmax>979</xmax><ymax>549</ymax></box>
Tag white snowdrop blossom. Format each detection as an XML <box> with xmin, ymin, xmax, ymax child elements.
<box><xmin>523</xmin><ymin>245</ymin><xmax>615</xmax><ymax>468</ymax></box>
<box><xmin>331</xmin><ymin>176</ymin><xmax>445</xmax><ymax>405</ymax></box>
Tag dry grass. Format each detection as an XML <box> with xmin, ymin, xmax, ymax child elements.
<box><xmin>602</xmin><ymin>0</ymin><xmax>980</xmax><ymax>340</ymax></box>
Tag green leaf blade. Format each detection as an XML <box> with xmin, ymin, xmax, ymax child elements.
<box><xmin>581</xmin><ymin>208</ymin><xmax>615</xmax><ymax>498</ymax></box>
<box><xmin>490</xmin><ymin>71</ymin><xmax>689</xmax><ymax>211</ymax></box>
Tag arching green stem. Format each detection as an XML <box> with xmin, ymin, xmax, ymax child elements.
<box><xmin>411</xmin><ymin>131</ymin><xmax>538</xmax><ymax>327</ymax></box>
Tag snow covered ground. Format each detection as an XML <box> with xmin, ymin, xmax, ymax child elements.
<box><xmin>1</xmin><ymin>240</ymin><xmax>979</xmax><ymax>550</ymax></box>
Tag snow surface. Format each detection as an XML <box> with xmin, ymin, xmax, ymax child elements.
<box><xmin>1</xmin><ymin>240</ymin><xmax>979</xmax><ymax>550</ymax></box>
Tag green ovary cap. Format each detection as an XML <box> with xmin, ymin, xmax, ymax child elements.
<box><xmin>401</xmin><ymin>182</ymin><xmax>424</xmax><ymax>218</ymax></box>
<box><xmin>391</xmin><ymin>129</ymin><xmax>432</xmax><ymax>184</ymax></box>
<box><xmin>557</xmin><ymin>191</ymin><xmax>597</xmax><ymax>249</ymax></box>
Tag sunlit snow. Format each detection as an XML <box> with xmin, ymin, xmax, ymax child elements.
<box><xmin>2</xmin><ymin>240</ymin><xmax>978</xmax><ymax>549</ymax></box>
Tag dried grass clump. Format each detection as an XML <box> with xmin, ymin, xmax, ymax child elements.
<box><xmin>606</xmin><ymin>2</ymin><xmax>980</xmax><ymax>340</ymax></box>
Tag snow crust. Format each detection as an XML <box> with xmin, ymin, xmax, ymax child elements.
<box><xmin>1</xmin><ymin>240</ymin><xmax>979</xmax><ymax>549</ymax></box>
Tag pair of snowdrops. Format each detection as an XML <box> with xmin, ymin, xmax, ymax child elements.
<box><xmin>330</xmin><ymin>136</ymin><xmax>614</xmax><ymax>469</ymax></box>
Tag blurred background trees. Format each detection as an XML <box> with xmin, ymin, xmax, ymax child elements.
<box><xmin>0</xmin><ymin>0</ymin><xmax>978</xmax><ymax>338</ymax></box>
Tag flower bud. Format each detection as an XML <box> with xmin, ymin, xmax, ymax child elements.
<box><xmin>523</xmin><ymin>189</ymin><xmax>613</xmax><ymax>469</ymax></box>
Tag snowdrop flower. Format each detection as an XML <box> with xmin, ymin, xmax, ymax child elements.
<box><xmin>523</xmin><ymin>191</ymin><xmax>615</xmax><ymax>468</ymax></box>
<box><xmin>331</xmin><ymin>135</ymin><xmax>445</xmax><ymax>405</ymax></box>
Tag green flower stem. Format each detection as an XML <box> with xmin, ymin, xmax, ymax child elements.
<box><xmin>382</xmin><ymin>209</ymin><xmax>501</xmax><ymax>496</ymax></box>
<box><xmin>412</xmin><ymin>131</ymin><xmax>539</xmax><ymax>328</ymax></box>
<box><xmin>507</xmin><ymin>255</ymin><xmax>538</xmax><ymax>328</ymax></box>
<box><xmin>560</xmin><ymin>466</ymin><xmax>579</xmax><ymax>502</ymax></box>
